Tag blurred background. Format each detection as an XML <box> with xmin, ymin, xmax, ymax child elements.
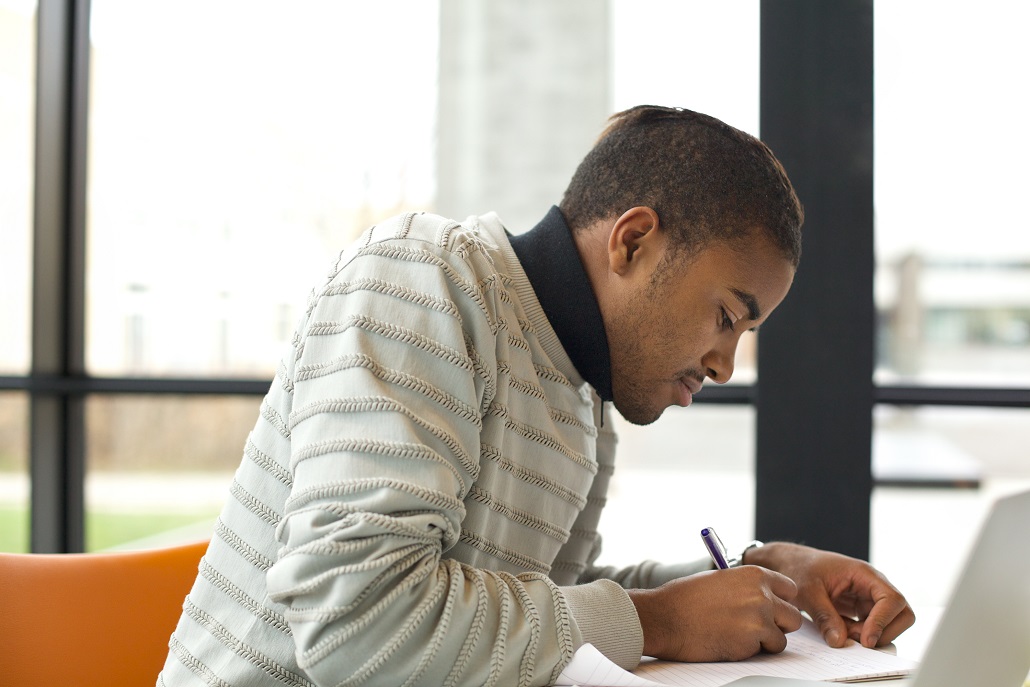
<box><xmin>1</xmin><ymin>0</ymin><xmax>1027</xmax><ymax>608</ymax></box>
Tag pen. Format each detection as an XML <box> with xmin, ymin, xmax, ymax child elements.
<box><xmin>701</xmin><ymin>527</ymin><xmax>730</xmax><ymax>569</ymax></box>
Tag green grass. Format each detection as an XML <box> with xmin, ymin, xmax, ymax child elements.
<box><xmin>0</xmin><ymin>505</ymin><xmax>217</xmax><ymax>552</ymax></box>
<box><xmin>86</xmin><ymin>511</ymin><xmax>218</xmax><ymax>551</ymax></box>
<box><xmin>0</xmin><ymin>505</ymin><xmax>29</xmax><ymax>552</ymax></box>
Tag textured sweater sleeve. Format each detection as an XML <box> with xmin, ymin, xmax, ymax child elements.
<box><xmin>580</xmin><ymin>411</ymin><xmax>713</xmax><ymax>588</ymax></box>
<box><xmin>580</xmin><ymin>556</ymin><xmax>715</xmax><ymax>589</ymax></box>
<box><xmin>264</xmin><ymin>220</ymin><xmax>580</xmax><ymax>687</ymax></box>
<box><xmin>558</xmin><ymin>404</ymin><xmax>711</xmax><ymax>668</ymax></box>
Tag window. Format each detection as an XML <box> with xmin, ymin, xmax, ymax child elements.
<box><xmin>75</xmin><ymin>0</ymin><xmax>441</xmax><ymax>548</ymax></box>
<box><xmin>0</xmin><ymin>394</ymin><xmax>29</xmax><ymax>552</ymax></box>
<box><xmin>0</xmin><ymin>0</ymin><xmax>35</xmax><ymax>375</ymax></box>
<box><xmin>17</xmin><ymin>0</ymin><xmax>1027</xmax><ymax>563</ymax></box>
<box><xmin>872</xmin><ymin>406</ymin><xmax>1030</xmax><ymax>605</ymax></box>
<box><xmin>602</xmin><ymin>2</ymin><xmax>763</xmax><ymax>567</ymax></box>
<box><xmin>84</xmin><ymin>395</ymin><xmax>257</xmax><ymax>550</ymax></box>
<box><xmin>87</xmin><ymin>0</ymin><xmax>439</xmax><ymax>378</ymax></box>
<box><xmin>612</xmin><ymin>0</ymin><xmax>761</xmax><ymax>383</ymax></box>
<box><xmin>870</xmin><ymin>0</ymin><xmax>1030</xmax><ymax>601</ymax></box>
<box><xmin>0</xmin><ymin>0</ymin><xmax>35</xmax><ymax>553</ymax></box>
<box><xmin>604</xmin><ymin>406</ymin><xmax>756</xmax><ymax>565</ymax></box>
<box><xmin>612</xmin><ymin>0</ymin><xmax>759</xmax><ymax>135</ymax></box>
<box><xmin>874</xmin><ymin>0</ymin><xmax>1030</xmax><ymax>387</ymax></box>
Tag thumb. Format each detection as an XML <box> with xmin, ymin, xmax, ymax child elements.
<box><xmin>808</xmin><ymin>599</ymin><xmax>848</xmax><ymax>648</ymax></box>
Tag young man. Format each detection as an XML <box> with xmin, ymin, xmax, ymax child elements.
<box><xmin>159</xmin><ymin>106</ymin><xmax>914</xmax><ymax>687</ymax></box>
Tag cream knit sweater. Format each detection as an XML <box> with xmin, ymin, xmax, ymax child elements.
<box><xmin>158</xmin><ymin>211</ymin><xmax>706</xmax><ymax>687</ymax></box>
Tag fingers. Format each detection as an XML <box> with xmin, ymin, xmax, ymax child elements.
<box><xmin>880</xmin><ymin>605</ymin><xmax>916</xmax><ymax>645</ymax></box>
<box><xmin>781</xmin><ymin>549</ymin><xmax>916</xmax><ymax>650</ymax></box>
<box><xmin>809</xmin><ymin>601</ymin><xmax>850</xmax><ymax>647</ymax></box>
<box><xmin>859</xmin><ymin>599</ymin><xmax>916</xmax><ymax>647</ymax></box>
<box><xmin>773</xmin><ymin>600</ymin><xmax>804</xmax><ymax>636</ymax></box>
<box><xmin>760</xmin><ymin>626</ymin><xmax>791</xmax><ymax>655</ymax></box>
<box><xmin>631</xmin><ymin>567</ymin><xmax>806</xmax><ymax>662</ymax></box>
<box><xmin>836</xmin><ymin>591</ymin><xmax>915</xmax><ymax>648</ymax></box>
<box><xmin>761</xmin><ymin>596</ymin><xmax>802</xmax><ymax>655</ymax></box>
<box><xmin>843</xmin><ymin>577</ymin><xmax>915</xmax><ymax>648</ymax></box>
<box><xmin>741</xmin><ymin>568</ymin><xmax>801</xmax><ymax>655</ymax></box>
<box><xmin>762</xmin><ymin>570</ymin><xmax>803</xmax><ymax>655</ymax></box>
<box><xmin>765</xmin><ymin>569</ymin><xmax>800</xmax><ymax>603</ymax></box>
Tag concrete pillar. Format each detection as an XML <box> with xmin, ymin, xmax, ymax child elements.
<box><xmin>436</xmin><ymin>0</ymin><xmax>611</xmax><ymax>233</ymax></box>
<box><xmin>893</xmin><ymin>252</ymin><xmax>924</xmax><ymax>377</ymax></box>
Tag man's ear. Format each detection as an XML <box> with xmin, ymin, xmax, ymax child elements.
<box><xmin>608</xmin><ymin>206</ymin><xmax>662</xmax><ymax>276</ymax></box>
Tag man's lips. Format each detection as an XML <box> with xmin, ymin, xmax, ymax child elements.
<box><xmin>681</xmin><ymin>377</ymin><xmax>703</xmax><ymax>395</ymax></box>
<box><xmin>676</xmin><ymin>377</ymin><xmax>703</xmax><ymax>406</ymax></box>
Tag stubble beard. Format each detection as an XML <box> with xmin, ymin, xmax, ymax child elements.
<box><xmin>607</xmin><ymin>308</ymin><xmax>666</xmax><ymax>427</ymax></box>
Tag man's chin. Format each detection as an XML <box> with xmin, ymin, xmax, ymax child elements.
<box><xmin>611</xmin><ymin>399</ymin><xmax>665</xmax><ymax>427</ymax></box>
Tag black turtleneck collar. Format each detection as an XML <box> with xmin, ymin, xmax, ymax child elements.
<box><xmin>509</xmin><ymin>206</ymin><xmax>613</xmax><ymax>402</ymax></box>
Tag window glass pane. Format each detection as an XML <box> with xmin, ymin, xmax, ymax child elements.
<box><xmin>0</xmin><ymin>0</ymin><xmax>35</xmax><ymax>375</ymax></box>
<box><xmin>0</xmin><ymin>393</ymin><xmax>29</xmax><ymax>552</ymax></box>
<box><xmin>612</xmin><ymin>0</ymin><xmax>759</xmax><ymax>136</ymax></box>
<box><xmin>85</xmin><ymin>1</ymin><xmax>439</xmax><ymax>377</ymax></box>
<box><xmin>871</xmin><ymin>406</ymin><xmax>1030</xmax><ymax>606</ymax></box>
<box><xmin>602</xmin><ymin>405</ymin><xmax>755</xmax><ymax>565</ymax></box>
<box><xmin>592</xmin><ymin>5</ymin><xmax>761</xmax><ymax>567</ymax></box>
<box><xmin>85</xmin><ymin>395</ymin><xmax>258</xmax><ymax>551</ymax></box>
<box><xmin>874</xmin><ymin>1</ymin><xmax>1030</xmax><ymax>386</ymax></box>
<box><xmin>612</xmin><ymin>0</ymin><xmax>761</xmax><ymax>383</ymax></box>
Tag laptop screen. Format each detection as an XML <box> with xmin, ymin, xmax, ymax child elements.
<box><xmin>911</xmin><ymin>489</ymin><xmax>1030</xmax><ymax>687</ymax></box>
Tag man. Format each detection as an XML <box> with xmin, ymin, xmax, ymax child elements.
<box><xmin>159</xmin><ymin>106</ymin><xmax>914</xmax><ymax>686</ymax></box>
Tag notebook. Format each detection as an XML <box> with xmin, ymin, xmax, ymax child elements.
<box><xmin>719</xmin><ymin>488</ymin><xmax>1030</xmax><ymax>687</ymax></box>
<box><xmin>632</xmin><ymin>619</ymin><xmax>915</xmax><ymax>684</ymax></box>
<box><xmin>557</xmin><ymin>625</ymin><xmax>915</xmax><ymax>687</ymax></box>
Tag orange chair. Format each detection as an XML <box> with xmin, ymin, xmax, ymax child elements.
<box><xmin>0</xmin><ymin>539</ymin><xmax>208</xmax><ymax>687</ymax></box>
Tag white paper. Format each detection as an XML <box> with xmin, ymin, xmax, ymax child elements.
<box><xmin>633</xmin><ymin>620</ymin><xmax>917</xmax><ymax>686</ymax></box>
<box><xmin>555</xmin><ymin>621</ymin><xmax>917</xmax><ymax>687</ymax></box>
<box><xmin>556</xmin><ymin>644</ymin><xmax>669</xmax><ymax>687</ymax></box>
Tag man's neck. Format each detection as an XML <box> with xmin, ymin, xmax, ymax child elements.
<box><xmin>509</xmin><ymin>206</ymin><xmax>613</xmax><ymax>402</ymax></box>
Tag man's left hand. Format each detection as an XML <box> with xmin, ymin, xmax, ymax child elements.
<box><xmin>744</xmin><ymin>541</ymin><xmax>916</xmax><ymax>649</ymax></box>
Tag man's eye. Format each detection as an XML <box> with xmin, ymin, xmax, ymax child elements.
<box><xmin>721</xmin><ymin>308</ymin><xmax>735</xmax><ymax>331</ymax></box>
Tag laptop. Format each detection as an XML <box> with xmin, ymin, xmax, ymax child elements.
<box><xmin>727</xmin><ymin>488</ymin><xmax>1030</xmax><ymax>686</ymax></box>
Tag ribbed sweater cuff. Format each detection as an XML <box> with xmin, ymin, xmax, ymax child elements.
<box><xmin>561</xmin><ymin>579</ymin><xmax>643</xmax><ymax>670</ymax></box>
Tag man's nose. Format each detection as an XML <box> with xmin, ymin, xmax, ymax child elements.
<box><xmin>703</xmin><ymin>339</ymin><xmax>738</xmax><ymax>384</ymax></box>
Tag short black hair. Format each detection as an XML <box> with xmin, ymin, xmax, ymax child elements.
<box><xmin>559</xmin><ymin>105</ymin><xmax>803</xmax><ymax>267</ymax></box>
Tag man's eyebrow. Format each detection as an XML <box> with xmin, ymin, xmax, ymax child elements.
<box><xmin>730</xmin><ymin>288</ymin><xmax>762</xmax><ymax>322</ymax></box>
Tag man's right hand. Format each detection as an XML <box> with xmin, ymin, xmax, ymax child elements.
<box><xmin>627</xmin><ymin>566</ymin><xmax>803</xmax><ymax>662</ymax></box>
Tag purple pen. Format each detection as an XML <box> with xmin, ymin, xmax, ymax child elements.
<box><xmin>701</xmin><ymin>527</ymin><xmax>730</xmax><ymax>569</ymax></box>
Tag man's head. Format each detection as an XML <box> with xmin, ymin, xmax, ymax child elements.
<box><xmin>562</xmin><ymin>106</ymin><xmax>803</xmax><ymax>425</ymax></box>
<box><xmin>560</xmin><ymin>105</ymin><xmax>803</xmax><ymax>268</ymax></box>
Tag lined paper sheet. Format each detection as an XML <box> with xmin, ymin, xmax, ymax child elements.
<box><xmin>633</xmin><ymin>620</ymin><xmax>917</xmax><ymax>686</ymax></box>
<box><xmin>556</xmin><ymin>644</ymin><xmax>667</xmax><ymax>687</ymax></box>
<box><xmin>557</xmin><ymin>620</ymin><xmax>917</xmax><ymax>687</ymax></box>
